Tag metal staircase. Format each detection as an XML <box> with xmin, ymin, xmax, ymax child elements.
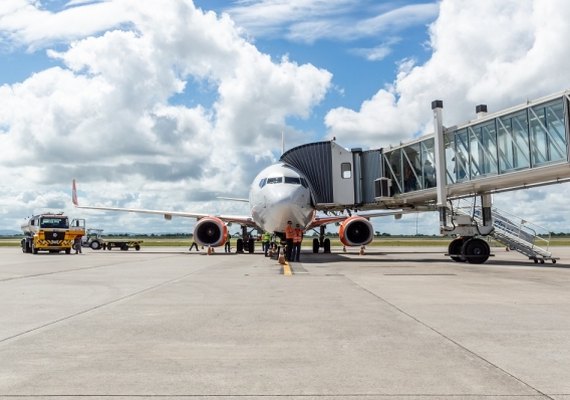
<box><xmin>453</xmin><ymin>200</ymin><xmax>557</xmax><ymax>264</ymax></box>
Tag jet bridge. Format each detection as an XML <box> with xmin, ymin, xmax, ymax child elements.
<box><xmin>281</xmin><ymin>89</ymin><xmax>570</xmax><ymax>263</ymax></box>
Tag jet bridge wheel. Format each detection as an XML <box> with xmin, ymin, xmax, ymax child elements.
<box><xmin>461</xmin><ymin>238</ymin><xmax>490</xmax><ymax>264</ymax></box>
<box><xmin>448</xmin><ymin>238</ymin><xmax>466</xmax><ymax>262</ymax></box>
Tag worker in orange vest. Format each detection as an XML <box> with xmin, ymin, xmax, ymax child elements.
<box><xmin>284</xmin><ymin>220</ymin><xmax>295</xmax><ymax>261</ymax></box>
<box><xmin>293</xmin><ymin>224</ymin><xmax>303</xmax><ymax>262</ymax></box>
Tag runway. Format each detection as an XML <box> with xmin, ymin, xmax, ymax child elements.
<box><xmin>1</xmin><ymin>246</ymin><xmax>570</xmax><ymax>399</ymax></box>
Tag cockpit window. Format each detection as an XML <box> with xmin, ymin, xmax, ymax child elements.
<box><xmin>267</xmin><ymin>177</ymin><xmax>283</xmax><ymax>184</ymax></box>
<box><xmin>300</xmin><ymin>178</ymin><xmax>308</xmax><ymax>188</ymax></box>
<box><xmin>259</xmin><ymin>178</ymin><xmax>267</xmax><ymax>188</ymax></box>
<box><xmin>284</xmin><ymin>176</ymin><xmax>301</xmax><ymax>184</ymax></box>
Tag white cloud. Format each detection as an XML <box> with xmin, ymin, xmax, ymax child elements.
<box><xmin>225</xmin><ymin>1</ymin><xmax>438</xmax><ymax>44</ymax></box>
<box><xmin>0</xmin><ymin>0</ymin><xmax>332</xmax><ymax>232</ymax></box>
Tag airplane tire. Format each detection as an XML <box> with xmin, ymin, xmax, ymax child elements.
<box><xmin>236</xmin><ymin>239</ymin><xmax>243</xmax><ymax>253</ymax></box>
<box><xmin>323</xmin><ymin>238</ymin><xmax>331</xmax><ymax>253</ymax></box>
<box><xmin>461</xmin><ymin>238</ymin><xmax>490</xmax><ymax>264</ymax></box>
<box><xmin>312</xmin><ymin>238</ymin><xmax>319</xmax><ymax>253</ymax></box>
<box><xmin>448</xmin><ymin>238</ymin><xmax>466</xmax><ymax>262</ymax></box>
<box><xmin>248</xmin><ymin>238</ymin><xmax>255</xmax><ymax>253</ymax></box>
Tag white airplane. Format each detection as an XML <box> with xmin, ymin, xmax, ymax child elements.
<box><xmin>72</xmin><ymin>162</ymin><xmax>405</xmax><ymax>253</ymax></box>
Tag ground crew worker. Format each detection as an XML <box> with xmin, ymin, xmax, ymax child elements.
<box><xmin>225</xmin><ymin>232</ymin><xmax>231</xmax><ymax>253</ymax></box>
<box><xmin>293</xmin><ymin>224</ymin><xmax>303</xmax><ymax>262</ymax></box>
<box><xmin>74</xmin><ymin>236</ymin><xmax>82</xmax><ymax>254</ymax></box>
<box><xmin>262</xmin><ymin>231</ymin><xmax>271</xmax><ymax>256</ymax></box>
<box><xmin>284</xmin><ymin>220</ymin><xmax>295</xmax><ymax>261</ymax></box>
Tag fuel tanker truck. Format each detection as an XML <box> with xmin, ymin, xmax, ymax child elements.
<box><xmin>21</xmin><ymin>213</ymin><xmax>85</xmax><ymax>254</ymax></box>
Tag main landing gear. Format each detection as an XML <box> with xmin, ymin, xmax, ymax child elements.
<box><xmin>447</xmin><ymin>237</ymin><xmax>490</xmax><ymax>264</ymax></box>
<box><xmin>312</xmin><ymin>226</ymin><xmax>331</xmax><ymax>253</ymax></box>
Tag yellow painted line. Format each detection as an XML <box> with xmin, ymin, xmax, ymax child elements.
<box><xmin>282</xmin><ymin>261</ymin><xmax>292</xmax><ymax>276</ymax></box>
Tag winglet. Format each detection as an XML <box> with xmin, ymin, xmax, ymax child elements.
<box><xmin>72</xmin><ymin>179</ymin><xmax>79</xmax><ymax>206</ymax></box>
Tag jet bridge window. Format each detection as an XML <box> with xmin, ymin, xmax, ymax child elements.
<box><xmin>284</xmin><ymin>177</ymin><xmax>301</xmax><ymax>184</ymax></box>
<box><xmin>266</xmin><ymin>177</ymin><xmax>283</xmax><ymax>184</ymax></box>
<box><xmin>341</xmin><ymin>163</ymin><xmax>352</xmax><ymax>179</ymax></box>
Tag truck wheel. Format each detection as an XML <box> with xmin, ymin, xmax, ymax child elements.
<box><xmin>121</xmin><ymin>244</ymin><xmax>129</xmax><ymax>251</ymax></box>
<box><xmin>90</xmin><ymin>240</ymin><xmax>101</xmax><ymax>250</ymax></box>
<box><xmin>65</xmin><ymin>249</ymin><xmax>71</xmax><ymax>254</ymax></box>
<box><xmin>134</xmin><ymin>244</ymin><xmax>141</xmax><ymax>251</ymax></box>
<box><xmin>32</xmin><ymin>243</ymin><xmax>38</xmax><ymax>254</ymax></box>
<box><xmin>21</xmin><ymin>239</ymin><xmax>27</xmax><ymax>253</ymax></box>
<box><xmin>107</xmin><ymin>245</ymin><xmax>112</xmax><ymax>250</ymax></box>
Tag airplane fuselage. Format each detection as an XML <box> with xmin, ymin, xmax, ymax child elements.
<box><xmin>249</xmin><ymin>163</ymin><xmax>315</xmax><ymax>234</ymax></box>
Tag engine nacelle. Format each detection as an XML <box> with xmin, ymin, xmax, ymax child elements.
<box><xmin>193</xmin><ymin>217</ymin><xmax>228</xmax><ymax>247</ymax></box>
<box><xmin>338</xmin><ymin>216</ymin><xmax>374</xmax><ymax>247</ymax></box>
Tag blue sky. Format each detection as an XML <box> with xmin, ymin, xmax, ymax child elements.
<box><xmin>1</xmin><ymin>0</ymin><xmax>570</xmax><ymax>236</ymax></box>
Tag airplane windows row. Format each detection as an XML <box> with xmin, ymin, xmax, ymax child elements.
<box><xmin>284</xmin><ymin>177</ymin><xmax>300</xmax><ymax>184</ymax></box>
<box><xmin>258</xmin><ymin>176</ymin><xmax>309</xmax><ymax>188</ymax></box>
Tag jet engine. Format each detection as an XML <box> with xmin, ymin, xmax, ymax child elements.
<box><xmin>193</xmin><ymin>217</ymin><xmax>228</xmax><ymax>247</ymax></box>
<box><xmin>338</xmin><ymin>216</ymin><xmax>374</xmax><ymax>247</ymax></box>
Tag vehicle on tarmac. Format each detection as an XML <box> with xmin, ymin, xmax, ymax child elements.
<box><xmin>82</xmin><ymin>228</ymin><xmax>142</xmax><ymax>251</ymax></box>
<box><xmin>21</xmin><ymin>213</ymin><xmax>85</xmax><ymax>254</ymax></box>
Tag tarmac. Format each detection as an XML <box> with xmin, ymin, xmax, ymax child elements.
<box><xmin>1</xmin><ymin>245</ymin><xmax>570</xmax><ymax>400</ymax></box>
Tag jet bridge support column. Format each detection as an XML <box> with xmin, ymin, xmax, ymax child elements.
<box><xmin>432</xmin><ymin>100</ymin><xmax>448</xmax><ymax>230</ymax></box>
<box><xmin>480</xmin><ymin>193</ymin><xmax>494</xmax><ymax>235</ymax></box>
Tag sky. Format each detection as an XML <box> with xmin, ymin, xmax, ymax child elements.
<box><xmin>1</xmin><ymin>0</ymin><xmax>570</xmax><ymax>236</ymax></box>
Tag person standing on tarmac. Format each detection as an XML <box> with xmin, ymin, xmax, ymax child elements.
<box><xmin>74</xmin><ymin>236</ymin><xmax>82</xmax><ymax>254</ymax></box>
<box><xmin>284</xmin><ymin>221</ymin><xmax>295</xmax><ymax>261</ymax></box>
<box><xmin>225</xmin><ymin>232</ymin><xmax>231</xmax><ymax>253</ymax></box>
<box><xmin>293</xmin><ymin>224</ymin><xmax>303</xmax><ymax>262</ymax></box>
<box><xmin>262</xmin><ymin>231</ymin><xmax>271</xmax><ymax>256</ymax></box>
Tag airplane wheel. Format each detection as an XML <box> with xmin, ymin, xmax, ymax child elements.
<box><xmin>248</xmin><ymin>238</ymin><xmax>255</xmax><ymax>254</ymax></box>
<box><xmin>461</xmin><ymin>238</ymin><xmax>490</xmax><ymax>264</ymax></box>
<box><xmin>312</xmin><ymin>238</ymin><xmax>319</xmax><ymax>253</ymax></box>
<box><xmin>323</xmin><ymin>238</ymin><xmax>331</xmax><ymax>253</ymax></box>
<box><xmin>448</xmin><ymin>238</ymin><xmax>466</xmax><ymax>262</ymax></box>
<box><xmin>236</xmin><ymin>239</ymin><xmax>244</xmax><ymax>253</ymax></box>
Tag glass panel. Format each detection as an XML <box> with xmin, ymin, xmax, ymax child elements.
<box><xmin>384</xmin><ymin>150</ymin><xmax>402</xmax><ymax>194</ymax></box>
<box><xmin>403</xmin><ymin>144</ymin><xmax>420</xmax><ymax>192</ymax></box>
<box><xmin>454</xmin><ymin>129</ymin><xmax>469</xmax><ymax>182</ymax></box>
<box><xmin>421</xmin><ymin>138</ymin><xmax>436</xmax><ymax>188</ymax></box>
<box><xmin>284</xmin><ymin>177</ymin><xmax>301</xmax><ymax>184</ymax></box>
<box><xmin>341</xmin><ymin>163</ymin><xmax>352</xmax><ymax>179</ymax></box>
<box><xmin>479</xmin><ymin>121</ymin><xmax>498</xmax><ymax>176</ymax></box>
<box><xmin>530</xmin><ymin>99</ymin><xmax>567</xmax><ymax>166</ymax></box>
<box><xmin>498</xmin><ymin>110</ymin><xmax>530</xmax><ymax>173</ymax></box>
<box><xmin>444</xmin><ymin>132</ymin><xmax>456</xmax><ymax>184</ymax></box>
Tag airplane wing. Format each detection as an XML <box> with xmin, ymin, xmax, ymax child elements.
<box><xmin>305</xmin><ymin>209</ymin><xmax>420</xmax><ymax>231</ymax></box>
<box><xmin>72</xmin><ymin>180</ymin><xmax>259</xmax><ymax>228</ymax></box>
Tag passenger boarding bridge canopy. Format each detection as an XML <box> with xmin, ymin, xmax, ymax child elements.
<box><xmin>382</xmin><ymin>92</ymin><xmax>570</xmax><ymax>198</ymax></box>
<box><xmin>281</xmin><ymin>90</ymin><xmax>570</xmax><ymax>211</ymax></box>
